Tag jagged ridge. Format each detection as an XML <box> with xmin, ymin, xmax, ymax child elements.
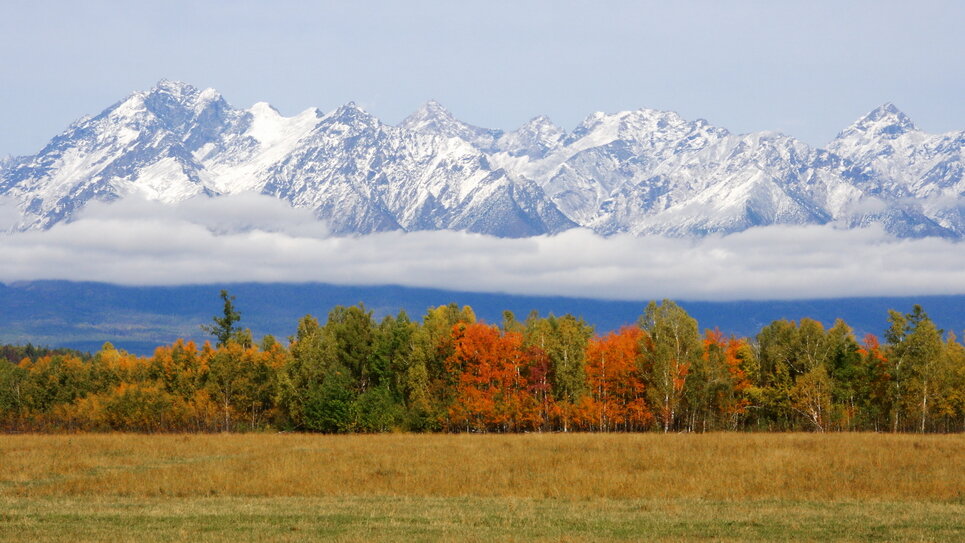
<box><xmin>1</xmin><ymin>81</ymin><xmax>962</xmax><ymax>238</ymax></box>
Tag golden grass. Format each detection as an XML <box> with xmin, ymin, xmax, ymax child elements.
<box><xmin>3</xmin><ymin>433</ymin><xmax>964</xmax><ymax>541</ymax></box>
<box><xmin>1</xmin><ymin>432</ymin><xmax>963</xmax><ymax>501</ymax></box>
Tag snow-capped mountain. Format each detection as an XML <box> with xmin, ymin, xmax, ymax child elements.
<box><xmin>1</xmin><ymin>80</ymin><xmax>962</xmax><ymax>238</ymax></box>
<box><xmin>827</xmin><ymin>103</ymin><xmax>964</xmax><ymax>236</ymax></box>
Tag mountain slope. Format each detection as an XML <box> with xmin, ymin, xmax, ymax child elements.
<box><xmin>828</xmin><ymin>103</ymin><xmax>965</xmax><ymax>237</ymax></box>
<box><xmin>1</xmin><ymin>81</ymin><xmax>961</xmax><ymax>238</ymax></box>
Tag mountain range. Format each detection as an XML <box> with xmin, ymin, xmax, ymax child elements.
<box><xmin>3</xmin><ymin>281</ymin><xmax>962</xmax><ymax>356</ymax></box>
<box><xmin>1</xmin><ymin>80</ymin><xmax>962</xmax><ymax>238</ymax></box>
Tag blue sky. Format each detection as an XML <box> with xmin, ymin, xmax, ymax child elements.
<box><xmin>1</xmin><ymin>0</ymin><xmax>963</xmax><ymax>156</ymax></box>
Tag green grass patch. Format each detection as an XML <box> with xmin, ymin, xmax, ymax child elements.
<box><xmin>2</xmin><ymin>497</ymin><xmax>963</xmax><ymax>542</ymax></box>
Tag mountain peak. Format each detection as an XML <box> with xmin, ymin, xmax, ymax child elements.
<box><xmin>334</xmin><ymin>101</ymin><xmax>368</xmax><ymax>115</ymax></box>
<box><xmin>496</xmin><ymin>115</ymin><xmax>566</xmax><ymax>158</ymax></box>
<box><xmin>249</xmin><ymin>101</ymin><xmax>280</xmax><ymax>116</ymax></box>
<box><xmin>515</xmin><ymin>115</ymin><xmax>564</xmax><ymax>140</ymax></box>
<box><xmin>399</xmin><ymin>100</ymin><xmax>502</xmax><ymax>149</ymax></box>
<box><xmin>151</xmin><ymin>79</ymin><xmax>200</xmax><ymax>99</ymax></box>
<box><xmin>864</xmin><ymin>103</ymin><xmax>915</xmax><ymax>126</ymax></box>
<box><xmin>839</xmin><ymin>103</ymin><xmax>917</xmax><ymax>140</ymax></box>
<box><xmin>400</xmin><ymin>100</ymin><xmax>456</xmax><ymax>130</ymax></box>
<box><xmin>140</xmin><ymin>79</ymin><xmax>226</xmax><ymax>117</ymax></box>
<box><xmin>569</xmin><ymin>107</ymin><xmax>687</xmax><ymax>141</ymax></box>
<box><xmin>154</xmin><ymin>78</ymin><xmax>192</xmax><ymax>90</ymax></box>
<box><xmin>523</xmin><ymin>115</ymin><xmax>556</xmax><ymax>128</ymax></box>
<box><xmin>328</xmin><ymin>102</ymin><xmax>379</xmax><ymax>129</ymax></box>
<box><xmin>876</xmin><ymin>102</ymin><xmax>900</xmax><ymax>114</ymax></box>
<box><xmin>422</xmin><ymin>99</ymin><xmax>449</xmax><ymax>113</ymax></box>
<box><xmin>5</xmin><ymin>83</ymin><xmax>963</xmax><ymax>240</ymax></box>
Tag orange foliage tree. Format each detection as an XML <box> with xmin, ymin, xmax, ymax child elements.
<box><xmin>575</xmin><ymin>326</ymin><xmax>652</xmax><ymax>432</ymax></box>
<box><xmin>857</xmin><ymin>334</ymin><xmax>893</xmax><ymax>431</ymax></box>
<box><xmin>689</xmin><ymin>330</ymin><xmax>753</xmax><ymax>431</ymax></box>
<box><xmin>445</xmin><ymin>323</ymin><xmax>546</xmax><ymax>432</ymax></box>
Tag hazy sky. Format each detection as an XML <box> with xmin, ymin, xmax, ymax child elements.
<box><xmin>1</xmin><ymin>0</ymin><xmax>963</xmax><ymax>157</ymax></box>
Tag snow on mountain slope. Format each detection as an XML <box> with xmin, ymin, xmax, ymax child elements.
<box><xmin>196</xmin><ymin>102</ymin><xmax>324</xmax><ymax>194</ymax></box>
<box><xmin>0</xmin><ymin>82</ymin><xmax>961</xmax><ymax>239</ymax></box>
<box><xmin>0</xmin><ymin>80</ymin><xmax>235</xmax><ymax>228</ymax></box>
<box><xmin>495</xmin><ymin>116</ymin><xmax>566</xmax><ymax>158</ymax></box>
<box><xmin>259</xmin><ymin>102</ymin><xmax>572</xmax><ymax>236</ymax></box>
<box><xmin>400</xmin><ymin>100</ymin><xmax>504</xmax><ymax>152</ymax></box>
<box><xmin>828</xmin><ymin>103</ymin><xmax>965</xmax><ymax>236</ymax></box>
<box><xmin>490</xmin><ymin>110</ymin><xmax>854</xmax><ymax>235</ymax></box>
<box><xmin>0</xmin><ymin>155</ymin><xmax>12</xmax><ymax>176</ymax></box>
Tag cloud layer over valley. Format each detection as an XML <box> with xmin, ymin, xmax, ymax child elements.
<box><xmin>2</xmin><ymin>194</ymin><xmax>962</xmax><ymax>301</ymax></box>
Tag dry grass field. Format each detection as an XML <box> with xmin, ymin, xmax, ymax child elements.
<box><xmin>2</xmin><ymin>433</ymin><xmax>964</xmax><ymax>541</ymax></box>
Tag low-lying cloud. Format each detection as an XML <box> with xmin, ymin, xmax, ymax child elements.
<box><xmin>1</xmin><ymin>194</ymin><xmax>963</xmax><ymax>301</ymax></box>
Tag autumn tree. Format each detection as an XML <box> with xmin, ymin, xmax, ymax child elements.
<box><xmin>98</xmin><ymin>383</ymin><xmax>185</xmax><ymax>432</ymax></box>
<box><xmin>89</xmin><ymin>343</ymin><xmax>144</xmax><ymax>395</ymax></box>
<box><xmin>16</xmin><ymin>354</ymin><xmax>93</xmax><ymax>421</ymax></box>
<box><xmin>856</xmin><ymin>334</ymin><xmax>893</xmax><ymax>431</ymax></box>
<box><xmin>446</xmin><ymin>323</ymin><xmax>542</xmax><ymax>432</ymax></box>
<box><xmin>639</xmin><ymin>300</ymin><xmax>702</xmax><ymax>432</ymax></box>
<box><xmin>0</xmin><ymin>360</ymin><xmax>27</xmax><ymax>429</ymax></box>
<box><xmin>578</xmin><ymin>326</ymin><xmax>651</xmax><ymax>431</ymax></box>
<box><xmin>406</xmin><ymin>304</ymin><xmax>476</xmax><ymax>430</ymax></box>
<box><xmin>501</xmin><ymin>310</ymin><xmax>525</xmax><ymax>334</ymax></box>
<box><xmin>687</xmin><ymin>330</ymin><xmax>753</xmax><ymax>431</ymax></box>
<box><xmin>933</xmin><ymin>333</ymin><xmax>965</xmax><ymax>432</ymax></box>
<box><xmin>754</xmin><ymin>318</ymin><xmax>834</xmax><ymax>430</ymax></box>
<box><xmin>886</xmin><ymin>305</ymin><xmax>944</xmax><ymax>432</ymax></box>
<box><xmin>790</xmin><ymin>364</ymin><xmax>833</xmax><ymax>431</ymax></box>
<box><xmin>522</xmin><ymin>313</ymin><xmax>594</xmax><ymax>430</ymax></box>
<box><xmin>149</xmin><ymin>340</ymin><xmax>207</xmax><ymax>402</ymax></box>
<box><xmin>2</xmin><ymin>299</ymin><xmax>961</xmax><ymax>435</ymax></box>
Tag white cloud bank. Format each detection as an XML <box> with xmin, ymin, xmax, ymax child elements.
<box><xmin>1</xmin><ymin>194</ymin><xmax>963</xmax><ymax>301</ymax></box>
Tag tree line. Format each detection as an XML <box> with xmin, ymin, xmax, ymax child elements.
<box><xmin>0</xmin><ymin>293</ymin><xmax>962</xmax><ymax>433</ymax></box>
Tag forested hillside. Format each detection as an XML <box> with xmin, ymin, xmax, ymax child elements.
<box><xmin>4</xmin><ymin>281</ymin><xmax>965</xmax><ymax>356</ymax></box>
<box><xmin>1</xmin><ymin>298</ymin><xmax>962</xmax><ymax>433</ymax></box>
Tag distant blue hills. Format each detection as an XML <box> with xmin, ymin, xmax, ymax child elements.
<box><xmin>0</xmin><ymin>281</ymin><xmax>962</xmax><ymax>356</ymax></box>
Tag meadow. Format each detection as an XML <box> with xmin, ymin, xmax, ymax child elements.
<box><xmin>1</xmin><ymin>432</ymin><xmax>963</xmax><ymax>541</ymax></box>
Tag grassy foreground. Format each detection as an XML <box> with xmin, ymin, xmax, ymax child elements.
<box><xmin>1</xmin><ymin>433</ymin><xmax>963</xmax><ymax>541</ymax></box>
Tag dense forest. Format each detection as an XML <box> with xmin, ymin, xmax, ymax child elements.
<box><xmin>1</xmin><ymin>292</ymin><xmax>963</xmax><ymax>433</ymax></box>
